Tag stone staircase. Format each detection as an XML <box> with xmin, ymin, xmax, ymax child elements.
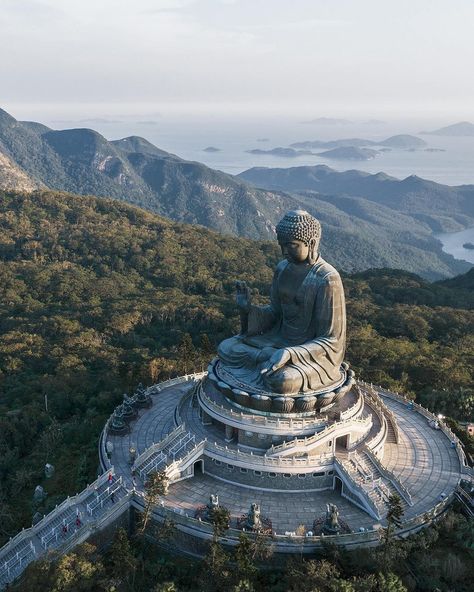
<box><xmin>0</xmin><ymin>471</ymin><xmax>129</xmax><ymax>590</ymax></box>
<box><xmin>333</xmin><ymin>457</ymin><xmax>381</xmax><ymax>520</ymax></box>
<box><xmin>340</xmin><ymin>449</ymin><xmax>411</xmax><ymax>518</ymax></box>
<box><xmin>134</xmin><ymin>428</ymin><xmax>197</xmax><ymax>481</ymax></box>
<box><xmin>340</xmin><ymin>452</ymin><xmax>388</xmax><ymax>517</ymax></box>
<box><xmin>385</xmin><ymin>420</ymin><xmax>398</xmax><ymax>444</ymax></box>
<box><xmin>362</xmin><ymin>450</ymin><xmax>411</xmax><ymax>508</ymax></box>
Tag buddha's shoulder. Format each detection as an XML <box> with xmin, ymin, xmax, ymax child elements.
<box><xmin>275</xmin><ymin>259</ymin><xmax>289</xmax><ymax>273</ymax></box>
<box><xmin>313</xmin><ymin>258</ymin><xmax>342</xmax><ymax>283</ymax></box>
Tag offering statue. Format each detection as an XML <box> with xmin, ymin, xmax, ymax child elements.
<box><xmin>217</xmin><ymin>210</ymin><xmax>346</xmax><ymax>395</ymax></box>
<box><xmin>209</xmin><ymin>494</ymin><xmax>219</xmax><ymax>508</ymax></box>
<box><xmin>247</xmin><ymin>503</ymin><xmax>262</xmax><ymax>530</ymax></box>
<box><xmin>323</xmin><ymin>503</ymin><xmax>341</xmax><ymax>534</ymax></box>
<box><xmin>326</xmin><ymin>504</ymin><xmax>339</xmax><ymax>530</ymax></box>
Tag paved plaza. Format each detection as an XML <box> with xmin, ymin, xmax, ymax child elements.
<box><xmin>160</xmin><ymin>473</ymin><xmax>371</xmax><ymax>533</ymax></box>
<box><xmin>108</xmin><ymin>381</ymin><xmax>462</xmax><ymax>532</ymax></box>
<box><xmin>381</xmin><ymin>396</ymin><xmax>461</xmax><ymax>519</ymax></box>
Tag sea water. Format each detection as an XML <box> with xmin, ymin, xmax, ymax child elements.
<box><xmin>436</xmin><ymin>228</ymin><xmax>474</xmax><ymax>264</ymax></box>
<box><xmin>46</xmin><ymin>114</ymin><xmax>474</xmax><ymax>186</ymax></box>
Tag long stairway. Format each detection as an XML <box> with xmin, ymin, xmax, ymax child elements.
<box><xmin>340</xmin><ymin>449</ymin><xmax>411</xmax><ymax>519</ymax></box>
<box><xmin>339</xmin><ymin>452</ymin><xmax>388</xmax><ymax>517</ymax></box>
<box><xmin>362</xmin><ymin>451</ymin><xmax>410</xmax><ymax>510</ymax></box>
<box><xmin>385</xmin><ymin>421</ymin><xmax>398</xmax><ymax>444</ymax></box>
<box><xmin>0</xmin><ymin>471</ymin><xmax>129</xmax><ymax>589</ymax></box>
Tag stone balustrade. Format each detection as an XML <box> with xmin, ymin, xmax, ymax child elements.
<box><xmin>362</xmin><ymin>381</ymin><xmax>470</xmax><ymax>474</ymax></box>
<box><xmin>133</xmin><ymin>425</ymin><xmax>186</xmax><ymax>473</ymax></box>
<box><xmin>0</xmin><ymin>469</ymin><xmax>129</xmax><ymax>590</ymax></box>
<box><xmin>165</xmin><ymin>440</ymin><xmax>208</xmax><ymax>482</ymax></box>
<box><xmin>339</xmin><ymin>387</ymin><xmax>364</xmax><ymax>421</ymax></box>
<box><xmin>364</xmin><ymin>413</ymin><xmax>387</xmax><ymax>456</ymax></box>
<box><xmin>198</xmin><ymin>382</ymin><xmax>328</xmax><ymax>435</ymax></box>
<box><xmin>267</xmin><ymin>415</ymin><xmax>373</xmax><ymax>457</ymax></box>
<box><xmin>206</xmin><ymin>440</ymin><xmax>334</xmax><ymax>471</ymax></box>
<box><xmin>333</xmin><ymin>458</ymin><xmax>381</xmax><ymax>520</ymax></box>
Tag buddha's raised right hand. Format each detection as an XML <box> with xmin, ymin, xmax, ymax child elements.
<box><xmin>235</xmin><ymin>280</ymin><xmax>251</xmax><ymax>312</ymax></box>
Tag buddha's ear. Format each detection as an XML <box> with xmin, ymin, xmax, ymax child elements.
<box><xmin>308</xmin><ymin>237</ymin><xmax>318</xmax><ymax>262</ymax></box>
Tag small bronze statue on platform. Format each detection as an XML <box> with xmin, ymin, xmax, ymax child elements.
<box><xmin>323</xmin><ymin>503</ymin><xmax>340</xmax><ymax>535</ymax></box>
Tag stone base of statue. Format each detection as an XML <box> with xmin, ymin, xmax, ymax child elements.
<box><xmin>207</xmin><ymin>358</ymin><xmax>355</xmax><ymax>415</ymax></box>
<box><xmin>198</xmin><ymin>357</ymin><xmax>363</xmax><ymax>454</ymax></box>
<box><xmin>237</xmin><ymin>504</ymin><xmax>273</xmax><ymax>535</ymax></box>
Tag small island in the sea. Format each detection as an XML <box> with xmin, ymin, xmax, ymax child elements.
<box><xmin>290</xmin><ymin>134</ymin><xmax>426</xmax><ymax>150</ymax></box>
<box><xmin>203</xmin><ymin>146</ymin><xmax>221</xmax><ymax>152</ymax></box>
<box><xmin>246</xmin><ymin>147</ymin><xmax>313</xmax><ymax>157</ymax></box>
<box><xmin>463</xmin><ymin>242</ymin><xmax>474</xmax><ymax>250</ymax></box>
<box><xmin>317</xmin><ymin>146</ymin><xmax>379</xmax><ymax>161</ymax></box>
<box><xmin>421</xmin><ymin>121</ymin><xmax>474</xmax><ymax>136</ymax></box>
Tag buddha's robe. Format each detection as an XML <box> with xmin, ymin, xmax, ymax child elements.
<box><xmin>217</xmin><ymin>256</ymin><xmax>346</xmax><ymax>394</ymax></box>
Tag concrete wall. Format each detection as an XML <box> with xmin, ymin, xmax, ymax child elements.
<box><xmin>204</xmin><ymin>458</ymin><xmax>334</xmax><ymax>491</ymax></box>
<box><xmin>237</xmin><ymin>429</ymin><xmax>286</xmax><ymax>449</ymax></box>
<box><xmin>86</xmin><ymin>506</ymin><xmax>131</xmax><ymax>551</ymax></box>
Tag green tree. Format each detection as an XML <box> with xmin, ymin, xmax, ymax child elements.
<box><xmin>105</xmin><ymin>527</ymin><xmax>137</xmax><ymax>587</ymax></box>
<box><xmin>138</xmin><ymin>470</ymin><xmax>169</xmax><ymax>536</ymax></box>
<box><xmin>176</xmin><ymin>333</ymin><xmax>195</xmax><ymax>374</ymax></box>
<box><xmin>19</xmin><ymin>543</ymin><xmax>106</xmax><ymax>592</ymax></box>
<box><xmin>209</xmin><ymin>505</ymin><xmax>231</xmax><ymax>536</ymax></box>
<box><xmin>382</xmin><ymin>494</ymin><xmax>404</xmax><ymax>566</ymax></box>
<box><xmin>202</xmin><ymin>538</ymin><xmax>230</xmax><ymax>592</ymax></box>
<box><xmin>235</xmin><ymin>532</ymin><xmax>258</xmax><ymax>582</ymax></box>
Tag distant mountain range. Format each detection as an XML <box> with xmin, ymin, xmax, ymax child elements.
<box><xmin>291</xmin><ymin>134</ymin><xmax>427</xmax><ymax>150</ymax></box>
<box><xmin>421</xmin><ymin>121</ymin><xmax>474</xmax><ymax>136</ymax></box>
<box><xmin>0</xmin><ymin>107</ymin><xmax>472</xmax><ymax>280</ymax></box>
<box><xmin>238</xmin><ymin>165</ymin><xmax>474</xmax><ymax>232</ymax></box>
<box><xmin>238</xmin><ymin>164</ymin><xmax>474</xmax><ymax>279</ymax></box>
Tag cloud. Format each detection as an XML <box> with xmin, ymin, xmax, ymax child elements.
<box><xmin>140</xmin><ymin>0</ymin><xmax>198</xmax><ymax>14</ymax></box>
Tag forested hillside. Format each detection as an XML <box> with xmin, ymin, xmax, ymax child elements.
<box><xmin>0</xmin><ymin>190</ymin><xmax>472</xmax><ymax>546</ymax></box>
<box><xmin>0</xmin><ymin>107</ymin><xmax>296</xmax><ymax>239</ymax></box>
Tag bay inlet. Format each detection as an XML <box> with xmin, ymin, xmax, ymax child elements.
<box><xmin>436</xmin><ymin>227</ymin><xmax>474</xmax><ymax>265</ymax></box>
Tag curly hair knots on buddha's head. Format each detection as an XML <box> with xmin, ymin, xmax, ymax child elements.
<box><xmin>275</xmin><ymin>210</ymin><xmax>321</xmax><ymax>246</ymax></box>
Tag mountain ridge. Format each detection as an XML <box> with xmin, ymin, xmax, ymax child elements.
<box><xmin>238</xmin><ymin>164</ymin><xmax>474</xmax><ymax>233</ymax></box>
<box><xmin>0</xmin><ymin>107</ymin><xmax>472</xmax><ymax>280</ymax></box>
<box><xmin>0</xmin><ymin>107</ymin><xmax>297</xmax><ymax>240</ymax></box>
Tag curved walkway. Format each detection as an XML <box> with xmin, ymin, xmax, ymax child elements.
<box><xmin>380</xmin><ymin>394</ymin><xmax>460</xmax><ymax>520</ymax></box>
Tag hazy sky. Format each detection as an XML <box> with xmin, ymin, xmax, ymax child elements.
<box><xmin>2</xmin><ymin>0</ymin><xmax>474</xmax><ymax>120</ymax></box>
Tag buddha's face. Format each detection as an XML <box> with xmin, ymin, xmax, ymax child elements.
<box><xmin>278</xmin><ymin>238</ymin><xmax>310</xmax><ymax>264</ymax></box>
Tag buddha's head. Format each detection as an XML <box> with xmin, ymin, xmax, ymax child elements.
<box><xmin>276</xmin><ymin>210</ymin><xmax>321</xmax><ymax>264</ymax></box>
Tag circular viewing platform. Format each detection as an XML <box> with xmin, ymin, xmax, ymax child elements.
<box><xmin>100</xmin><ymin>373</ymin><xmax>468</xmax><ymax>553</ymax></box>
<box><xmin>0</xmin><ymin>372</ymin><xmax>470</xmax><ymax>590</ymax></box>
